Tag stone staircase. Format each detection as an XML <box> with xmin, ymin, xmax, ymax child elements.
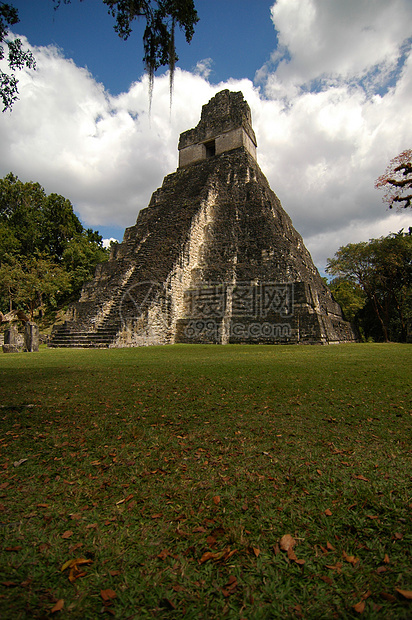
<box><xmin>48</xmin><ymin>274</ymin><xmax>162</xmax><ymax>348</ymax></box>
<box><xmin>48</xmin><ymin>323</ymin><xmax>121</xmax><ymax>348</ymax></box>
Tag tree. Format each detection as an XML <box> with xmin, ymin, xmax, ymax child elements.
<box><xmin>0</xmin><ymin>173</ymin><xmax>83</xmax><ymax>259</ymax></box>
<box><xmin>54</xmin><ymin>0</ymin><xmax>198</xmax><ymax>105</ymax></box>
<box><xmin>326</xmin><ymin>231</ymin><xmax>412</xmax><ymax>342</ymax></box>
<box><xmin>375</xmin><ymin>149</ymin><xmax>412</xmax><ymax>209</ymax></box>
<box><xmin>328</xmin><ymin>277</ymin><xmax>366</xmax><ymax>324</ymax></box>
<box><xmin>0</xmin><ymin>253</ymin><xmax>71</xmax><ymax>319</ymax></box>
<box><xmin>0</xmin><ymin>2</ymin><xmax>36</xmax><ymax>111</ymax></box>
<box><xmin>0</xmin><ymin>173</ymin><xmax>109</xmax><ymax>320</ymax></box>
<box><xmin>62</xmin><ymin>229</ymin><xmax>109</xmax><ymax>298</ymax></box>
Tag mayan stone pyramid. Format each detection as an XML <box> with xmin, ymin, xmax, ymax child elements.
<box><xmin>50</xmin><ymin>90</ymin><xmax>356</xmax><ymax>347</ymax></box>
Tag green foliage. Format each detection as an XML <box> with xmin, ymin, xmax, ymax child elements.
<box><xmin>0</xmin><ymin>173</ymin><xmax>109</xmax><ymax>320</ymax></box>
<box><xmin>327</xmin><ymin>230</ymin><xmax>412</xmax><ymax>342</ymax></box>
<box><xmin>62</xmin><ymin>229</ymin><xmax>109</xmax><ymax>298</ymax></box>
<box><xmin>0</xmin><ymin>2</ymin><xmax>36</xmax><ymax>111</ymax></box>
<box><xmin>0</xmin><ymin>253</ymin><xmax>71</xmax><ymax>319</ymax></box>
<box><xmin>329</xmin><ymin>276</ymin><xmax>366</xmax><ymax>323</ymax></box>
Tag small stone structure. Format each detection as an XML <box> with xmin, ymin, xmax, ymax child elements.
<box><xmin>2</xmin><ymin>324</ymin><xmax>23</xmax><ymax>353</ymax></box>
<box><xmin>50</xmin><ymin>90</ymin><xmax>356</xmax><ymax>347</ymax></box>
<box><xmin>24</xmin><ymin>322</ymin><xmax>39</xmax><ymax>352</ymax></box>
<box><xmin>178</xmin><ymin>91</ymin><xmax>257</xmax><ymax>167</ymax></box>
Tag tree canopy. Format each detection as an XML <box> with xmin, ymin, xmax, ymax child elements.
<box><xmin>375</xmin><ymin>149</ymin><xmax>412</xmax><ymax>210</ymax></box>
<box><xmin>0</xmin><ymin>173</ymin><xmax>109</xmax><ymax>322</ymax></box>
<box><xmin>326</xmin><ymin>230</ymin><xmax>412</xmax><ymax>342</ymax></box>
<box><xmin>0</xmin><ymin>2</ymin><xmax>36</xmax><ymax>111</ymax></box>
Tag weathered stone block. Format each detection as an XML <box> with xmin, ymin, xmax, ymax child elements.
<box><xmin>2</xmin><ymin>344</ymin><xmax>20</xmax><ymax>353</ymax></box>
<box><xmin>3</xmin><ymin>325</ymin><xmax>23</xmax><ymax>351</ymax></box>
<box><xmin>24</xmin><ymin>322</ymin><xmax>39</xmax><ymax>352</ymax></box>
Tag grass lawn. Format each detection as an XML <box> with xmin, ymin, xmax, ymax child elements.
<box><xmin>0</xmin><ymin>343</ymin><xmax>411</xmax><ymax>619</ymax></box>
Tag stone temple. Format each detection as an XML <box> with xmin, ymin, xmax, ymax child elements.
<box><xmin>50</xmin><ymin>90</ymin><xmax>356</xmax><ymax>347</ymax></box>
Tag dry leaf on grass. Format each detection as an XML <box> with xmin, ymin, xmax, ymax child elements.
<box><xmin>353</xmin><ymin>600</ymin><xmax>365</xmax><ymax>613</ymax></box>
<box><xmin>199</xmin><ymin>547</ymin><xmax>237</xmax><ymax>564</ymax></box>
<box><xmin>51</xmin><ymin>599</ymin><xmax>64</xmax><ymax>613</ymax></box>
<box><xmin>279</xmin><ymin>534</ymin><xmax>296</xmax><ymax>552</ymax></box>
<box><xmin>279</xmin><ymin>534</ymin><xmax>305</xmax><ymax>565</ymax></box>
<box><xmin>395</xmin><ymin>589</ymin><xmax>412</xmax><ymax>600</ymax></box>
<box><xmin>342</xmin><ymin>550</ymin><xmax>359</xmax><ymax>565</ymax></box>
<box><xmin>61</xmin><ymin>558</ymin><xmax>93</xmax><ymax>572</ymax></box>
<box><xmin>101</xmin><ymin>588</ymin><xmax>117</xmax><ymax>601</ymax></box>
<box><xmin>222</xmin><ymin>575</ymin><xmax>238</xmax><ymax>597</ymax></box>
<box><xmin>61</xmin><ymin>558</ymin><xmax>92</xmax><ymax>583</ymax></box>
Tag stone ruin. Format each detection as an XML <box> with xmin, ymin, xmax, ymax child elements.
<box><xmin>2</xmin><ymin>321</ymin><xmax>39</xmax><ymax>353</ymax></box>
<box><xmin>50</xmin><ymin>90</ymin><xmax>356</xmax><ymax>347</ymax></box>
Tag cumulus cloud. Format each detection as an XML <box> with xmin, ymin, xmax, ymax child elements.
<box><xmin>261</xmin><ymin>0</ymin><xmax>412</xmax><ymax>99</ymax></box>
<box><xmin>0</xmin><ymin>0</ymin><xmax>411</xmax><ymax>275</ymax></box>
<box><xmin>193</xmin><ymin>58</ymin><xmax>214</xmax><ymax>79</ymax></box>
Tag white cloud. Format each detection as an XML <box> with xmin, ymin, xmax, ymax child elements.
<box><xmin>193</xmin><ymin>58</ymin><xmax>213</xmax><ymax>79</ymax></box>
<box><xmin>264</xmin><ymin>0</ymin><xmax>412</xmax><ymax>98</ymax></box>
<box><xmin>1</xmin><ymin>1</ymin><xmax>411</xmax><ymax>276</ymax></box>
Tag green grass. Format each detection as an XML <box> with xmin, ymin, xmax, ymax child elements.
<box><xmin>0</xmin><ymin>343</ymin><xmax>411</xmax><ymax>619</ymax></box>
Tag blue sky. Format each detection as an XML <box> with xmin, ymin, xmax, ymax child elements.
<box><xmin>1</xmin><ymin>0</ymin><xmax>411</xmax><ymax>272</ymax></box>
<box><xmin>9</xmin><ymin>1</ymin><xmax>277</xmax><ymax>92</ymax></box>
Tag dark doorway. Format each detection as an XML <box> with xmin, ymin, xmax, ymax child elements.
<box><xmin>205</xmin><ymin>140</ymin><xmax>216</xmax><ymax>158</ymax></box>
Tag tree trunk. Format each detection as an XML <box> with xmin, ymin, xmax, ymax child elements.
<box><xmin>371</xmin><ymin>293</ymin><xmax>389</xmax><ymax>342</ymax></box>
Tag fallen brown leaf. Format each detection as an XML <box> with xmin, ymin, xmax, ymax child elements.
<box><xmin>353</xmin><ymin>474</ymin><xmax>369</xmax><ymax>482</ymax></box>
<box><xmin>253</xmin><ymin>547</ymin><xmax>260</xmax><ymax>557</ymax></box>
<box><xmin>61</xmin><ymin>558</ymin><xmax>92</xmax><ymax>572</ymax></box>
<box><xmin>279</xmin><ymin>534</ymin><xmax>296</xmax><ymax>552</ymax></box>
<box><xmin>383</xmin><ymin>554</ymin><xmax>390</xmax><ymax>564</ymax></box>
<box><xmin>101</xmin><ymin>588</ymin><xmax>117</xmax><ymax>601</ymax></box>
<box><xmin>395</xmin><ymin>589</ymin><xmax>412</xmax><ymax>600</ymax></box>
<box><xmin>61</xmin><ymin>530</ymin><xmax>73</xmax><ymax>539</ymax></box>
<box><xmin>319</xmin><ymin>575</ymin><xmax>333</xmax><ymax>585</ymax></box>
<box><xmin>324</xmin><ymin>508</ymin><xmax>332</xmax><ymax>516</ymax></box>
<box><xmin>381</xmin><ymin>592</ymin><xmax>396</xmax><ymax>602</ymax></box>
<box><xmin>279</xmin><ymin>534</ymin><xmax>304</xmax><ymax>564</ymax></box>
<box><xmin>68</xmin><ymin>568</ymin><xmax>86</xmax><ymax>583</ymax></box>
<box><xmin>353</xmin><ymin>600</ymin><xmax>365</xmax><ymax>613</ymax></box>
<box><xmin>199</xmin><ymin>550</ymin><xmax>226</xmax><ymax>564</ymax></box>
<box><xmin>157</xmin><ymin>549</ymin><xmax>170</xmax><ymax>560</ymax></box>
<box><xmin>51</xmin><ymin>599</ymin><xmax>64</xmax><ymax>613</ymax></box>
<box><xmin>222</xmin><ymin>574</ymin><xmax>238</xmax><ymax>597</ymax></box>
<box><xmin>342</xmin><ymin>550</ymin><xmax>359</xmax><ymax>565</ymax></box>
<box><xmin>213</xmin><ymin>496</ymin><xmax>220</xmax><ymax>505</ymax></box>
<box><xmin>326</xmin><ymin>562</ymin><xmax>343</xmax><ymax>573</ymax></box>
